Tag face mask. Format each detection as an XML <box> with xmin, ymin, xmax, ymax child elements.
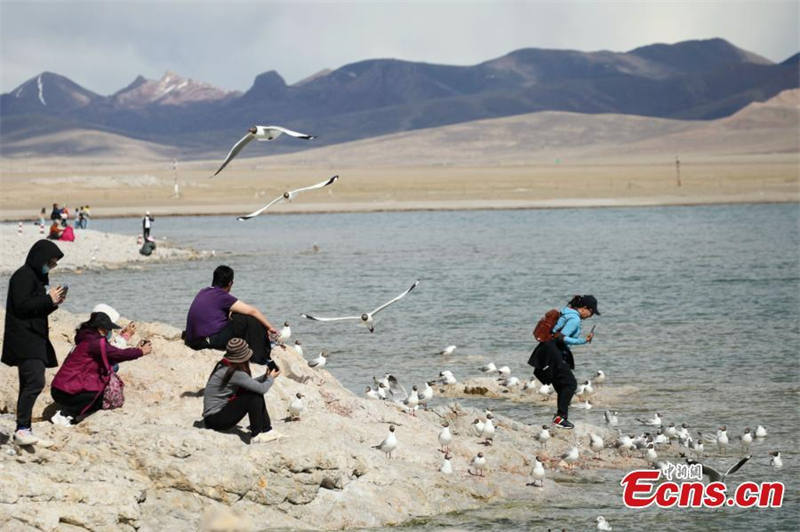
<box><xmin>41</xmin><ymin>265</ymin><xmax>50</xmax><ymax>275</ymax></box>
<box><xmin>106</xmin><ymin>331</ymin><xmax>113</xmax><ymax>341</ymax></box>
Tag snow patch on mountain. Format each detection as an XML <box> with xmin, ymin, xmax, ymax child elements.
<box><xmin>36</xmin><ymin>75</ymin><xmax>46</xmax><ymax>106</ymax></box>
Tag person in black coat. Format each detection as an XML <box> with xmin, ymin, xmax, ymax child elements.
<box><xmin>2</xmin><ymin>239</ymin><xmax>66</xmax><ymax>446</ymax></box>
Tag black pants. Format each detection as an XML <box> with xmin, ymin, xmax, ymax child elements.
<box><xmin>552</xmin><ymin>352</ymin><xmax>577</xmax><ymax>419</ymax></box>
<box><xmin>51</xmin><ymin>388</ymin><xmax>103</xmax><ymax>421</ymax></box>
<box><xmin>16</xmin><ymin>359</ymin><xmax>46</xmax><ymax>429</ymax></box>
<box><xmin>189</xmin><ymin>313</ymin><xmax>272</xmax><ymax>365</ymax></box>
<box><xmin>203</xmin><ymin>389</ymin><xmax>271</xmax><ymax>436</ymax></box>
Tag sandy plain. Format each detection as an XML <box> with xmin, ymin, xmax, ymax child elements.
<box><xmin>0</xmin><ymin>90</ymin><xmax>797</xmax><ymax>221</ymax></box>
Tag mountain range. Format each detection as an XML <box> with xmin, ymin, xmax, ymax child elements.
<box><xmin>1</xmin><ymin>38</ymin><xmax>797</xmax><ymax>158</ymax></box>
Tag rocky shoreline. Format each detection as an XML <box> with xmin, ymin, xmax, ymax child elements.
<box><xmin>0</xmin><ymin>309</ymin><xmax>645</xmax><ymax>531</ymax></box>
<box><xmin>0</xmin><ymin>225</ymin><xmax>210</xmax><ymax>275</ymax></box>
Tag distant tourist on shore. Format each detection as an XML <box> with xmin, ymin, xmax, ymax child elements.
<box><xmin>37</xmin><ymin>207</ymin><xmax>46</xmax><ymax>226</ymax></box>
<box><xmin>142</xmin><ymin>211</ymin><xmax>154</xmax><ymax>240</ymax></box>
<box><xmin>2</xmin><ymin>240</ymin><xmax>66</xmax><ymax>447</ymax></box>
<box><xmin>78</xmin><ymin>205</ymin><xmax>90</xmax><ymax>229</ymax></box>
<box><xmin>529</xmin><ymin>295</ymin><xmax>599</xmax><ymax>430</ymax></box>
<box><xmin>202</xmin><ymin>338</ymin><xmax>282</xmax><ymax>443</ymax></box>
<box><xmin>184</xmin><ymin>265</ymin><xmax>279</xmax><ymax>365</ymax></box>
<box><xmin>50</xmin><ymin>203</ymin><xmax>61</xmax><ymax>222</ymax></box>
<box><xmin>60</xmin><ymin>205</ymin><xmax>70</xmax><ymax>227</ymax></box>
<box><xmin>59</xmin><ymin>221</ymin><xmax>75</xmax><ymax>242</ymax></box>
<box><xmin>48</xmin><ymin>221</ymin><xmax>63</xmax><ymax>240</ymax></box>
<box><xmin>50</xmin><ymin>311</ymin><xmax>152</xmax><ymax>425</ymax></box>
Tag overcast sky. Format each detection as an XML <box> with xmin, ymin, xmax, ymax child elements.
<box><xmin>1</xmin><ymin>0</ymin><xmax>797</xmax><ymax>95</ymax></box>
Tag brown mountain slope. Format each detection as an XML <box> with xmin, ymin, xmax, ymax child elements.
<box><xmin>248</xmin><ymin>89</ymin><xmax>799</xmax><ymax>167</ymax></box>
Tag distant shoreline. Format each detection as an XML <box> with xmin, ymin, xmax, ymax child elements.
<box><xmin>1</xmin><ymin>194</ymin><xmax>796</xmax><ymax>222</ymax></box>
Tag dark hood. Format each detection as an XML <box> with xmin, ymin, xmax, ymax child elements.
<box><xmin>24</xmin><ymin>239</ymin><xmax>64</xmax><ymax>283</ymax></box>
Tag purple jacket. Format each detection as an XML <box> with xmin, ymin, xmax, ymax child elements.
<box><xmin>52</xmin><ymin>326</ymin><xmax>143</xmax><ymax>394</ymax></box>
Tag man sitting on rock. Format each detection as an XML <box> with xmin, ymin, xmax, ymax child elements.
<box><xmin>184</xmin><ymin>265</ymin><xmax>278</xmax><ymax>365</ymax></box>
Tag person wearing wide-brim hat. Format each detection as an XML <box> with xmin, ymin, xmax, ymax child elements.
<box><xmin>202</xmin><ymin>337</ymin><xmax>282</xmax><ymax>443</ymax></box>
<box><xmin>51</xmin><ymin>311</ymin><xmax>153</xmax><ymax>425</ymax></box>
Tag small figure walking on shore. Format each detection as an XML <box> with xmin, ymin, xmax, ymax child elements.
<box><xmin>142</xmin><ymin>211</ymin><xmax>154</xmax><ymax>240</ymax></box>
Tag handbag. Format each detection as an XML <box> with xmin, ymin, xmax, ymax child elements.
<box><xmin>78</xmin><ymin>338</ymin><xmax>126</xmax><ymax>417</ymax></box>
<box><xmin>98</xmin><ymin>338</ymin><xmax>125</xmax><ymax>409</ymax></box>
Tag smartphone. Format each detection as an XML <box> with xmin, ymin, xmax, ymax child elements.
<box><xmin>589</xmin><ymin>325</ymin><xmax>596</xmax><ymax>335</ymax></box>
<box><xmin>266</xmin><ymin>359</ymin><xmax>279</xmax><ymax>372</ymax></box>
<box><xmin>61</xmin><ymin>284</ymin><xmax>69</xmax><ymax>296</ymax></box>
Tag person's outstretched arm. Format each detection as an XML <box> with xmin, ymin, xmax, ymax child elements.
<box><xmin>230</xmin><ymin>300</ymin><xmax>278</xmax><ymax>335</ymax></box>
<box><xmin>559</xmin><ymin>315</ymin><xmax>588</xmax><ymax>345</ymax></box>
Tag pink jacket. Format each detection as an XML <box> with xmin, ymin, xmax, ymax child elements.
<box><xmin>52</xmin><ymin>327</ymin><xmax>143</xmax><ymax>394</ymax></box>
<box><xmin>59</xmin><ymin>226</ymin><xmax>75</xmax><ymax>242</ymax></box>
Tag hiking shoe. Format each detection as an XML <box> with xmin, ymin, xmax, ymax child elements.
<box><xmin>13</xmin><ymin>429</ymin><xmax>38</xmax><ymax>446</ymax></box>
<box><xmin>51</xmin><ymin>411</ymin><xmax>74</xmax><ymax>427</ymax></box>
<box><xmin>250</xmin><ymin>430</ymin><xmax>284</xmax><ymax>444</ymax></box>
<box><xmin>552</xmin><ymin>416</ymin><xmax>575</xmax><ymax>430</ymax></box>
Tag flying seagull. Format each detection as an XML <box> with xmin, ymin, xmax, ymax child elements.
<box><xmin>212</xmin><ymin>125</ymin><xmax>316</xmax><ymax>177</ymax></box>
<box><xmin>301</xmin><ymin>280</ymin><xmax>419</xmax><ymax>332</ymax></box>
<box><xmin>237</xmin><ymin>175</ymin><xmax>339</xmax><ymax>220</ymax></box>
<box><xmin>686</xmin><ymin>455</ymin><xmax>751</xmax><ymax>482</ymax></box>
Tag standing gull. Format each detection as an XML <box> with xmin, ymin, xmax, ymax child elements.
<box><xmin>716</xmin><ymin>426</ymin><xmax>729</xmax><ymax>455</ymax></box>
<box><xmin>288</xmin><ymin>393</ymin><xmax>304</xmax><ymax>421</ymax></box>
<box><xmin>438</xmin><ymin>422</ymin><xmax>452</xmax><ymax>453</ymax></box>
<box><xmin>529</xmin><ymin>456</ymin><xmax>546</xmax><ymax>487</ymax></box>
<box><xmin>301</xmin><ymin>280</ymin><xmax>419</xmax><ymax>333</ymax></box>
<box><xmin>740</xmin><ymin>427</ymin><xmax>753</xmax><ymax>452</ymax></box>
<box><xmin>307</xmin><ymin>351</ymin><xmax>329</xmax><ymax>368</ymax></box>
<box><xmin>470</xmin><ymin>452</ymin><xmax>486</xmax><ymax>477</ymax></box>
<box><xmin>561</xmin><ymin>446</ymin><xmax>580</xmax><ymax>469</ymax></box>
<box><xmin>212</xmin><ymin>125</ymin><xmax>316</xmax><ymax>177</ymax></box>
<box><xmin>537</xmin><ymin>425</ymin><xmax>552</xmax><ymax>449</ymax></box>
<box><xmin>404</xmin><ymin>386</ymin><xmax>420</xmax><ymax>414</ymax></box>
<box><xmin>440</xmin><ymin>453</ymin><xmax>453</xmax><ymax>474</ymax></box>
<box><xmin>481</xmin><ymin>413</ymin><xmax>496</xmax><ymax>445</ymax></box>
<box><xmin>275</xmin><ymin>322</ymin><xmax>292</xmax><ymax>345</ymax></box>
<box><xmin>373</xmin><ymin>425</ymin><xmax>397</xmax><ymax>458</ymax></box>
<box><xmin>237</xmin><ymin>175</ymin><xmax>339</xmax><ymax>220</ymax></box>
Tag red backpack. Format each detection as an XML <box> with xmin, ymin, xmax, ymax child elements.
<box><xmin>532</xmin><ymin>309</ymin><xmax>563</xmax><ymax>342</ymax></box>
